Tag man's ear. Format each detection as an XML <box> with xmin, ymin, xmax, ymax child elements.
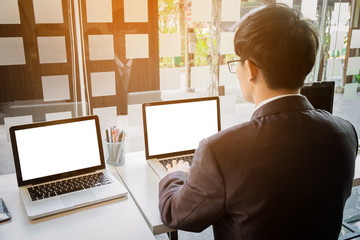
<box><xmin>245</xmin><ymin>60</ymin><xmax>259</xmax><ymax>82</ymax></box>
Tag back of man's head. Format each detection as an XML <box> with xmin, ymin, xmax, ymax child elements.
<box><xmin>234</xmin><ymin>4</ymin><xmax>319</xmax><ymax>90</ymax></box>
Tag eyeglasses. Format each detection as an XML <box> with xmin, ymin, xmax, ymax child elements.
<box><xmin>227</xmin><ymin>59</ymin><xmax>245</xmax><ymax>74</ymax></box>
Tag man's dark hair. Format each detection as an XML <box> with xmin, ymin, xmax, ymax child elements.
<box><xmin>234</xmin><ymin>4</ymin><xmax>319</xmax><ymax>90</ymax></box>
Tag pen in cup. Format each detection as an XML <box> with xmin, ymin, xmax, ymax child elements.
<box><xmin>104</xmin><ymin>127</ymin><xmax>126</xmax><ymax>166</ymax></box>
<box><xmin>105</xmin><ymin>127</ymin><xmax>126</xmax><ymax>143</ymax></box>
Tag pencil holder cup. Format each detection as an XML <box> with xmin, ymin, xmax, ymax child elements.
<box><xmin>104</xmin><ymin>140</ymin><xmax>125</xmax><ymax>166</ymax></box>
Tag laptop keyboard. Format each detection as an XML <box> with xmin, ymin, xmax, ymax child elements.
<box><xmin>159</xmin><ymin>155</ymin><xmax>194</xmax><ymax>169</ymax></box>
<box><xmin>27</xmin><ymin>172</ymin><xmax>111</xmax><ymax>201</ymax></box>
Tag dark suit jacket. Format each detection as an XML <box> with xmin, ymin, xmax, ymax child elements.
<box><xmin>159</xmin><ymin>95</ymin><xmax>358</xmax><ymax>240</ymax></box>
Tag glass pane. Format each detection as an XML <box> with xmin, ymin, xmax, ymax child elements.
<box><xmin>0</xmin><ymin>0</ymin><xmax>84</xmax><ymax>174</ymax></box>
<box><xmin>321</xmin><ymin>1</ymin><xmax>360</xmax><ymax>138</ymax></box>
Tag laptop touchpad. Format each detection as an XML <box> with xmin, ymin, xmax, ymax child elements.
<box><xmin>60</xmin><ymin>190</ymin><xmax>96</xmax><ymax>207</ymax></box>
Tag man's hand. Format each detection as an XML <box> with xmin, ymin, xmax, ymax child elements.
<box><xmin>166</xmin><ymin>160</ymin><xmax>190</xmax><ymax>174</ymax></box>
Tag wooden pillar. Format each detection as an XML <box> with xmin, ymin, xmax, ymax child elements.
<box><xmin>343</xmin><ymin>0</ymin><xmax>360</xmax><ymax>85</ymax></box>
<box><xmin>209</xmin><ymin>0</ymin><xmax>221</xmax><ymax>96</ymax></box>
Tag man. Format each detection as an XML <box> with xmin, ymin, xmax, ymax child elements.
<box><xmin>158</xmin><ymin>4</ymin><xmax>358</xmax><ymax>240</ymax></box>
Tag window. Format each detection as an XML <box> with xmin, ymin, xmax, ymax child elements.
<box><xmin>1</xmin><ymin>0</ymin><xmax>359</xmax><ymax>175</ymax></box>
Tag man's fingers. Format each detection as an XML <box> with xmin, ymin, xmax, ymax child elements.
<box><xmin>166</xmin><ymin>163</ymin><xmax>172</xmax><ymax>169</ymax></box>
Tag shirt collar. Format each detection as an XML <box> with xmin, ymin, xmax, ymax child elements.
<box><xmin>255</xmin><ymin>94</ymin><xmax>301</xmax><ymax>111</ymax></box>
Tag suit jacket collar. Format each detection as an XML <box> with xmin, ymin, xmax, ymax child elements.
<box><xmin>251</xmin><ymin>95</ymin><xmax>314</xmax><ymax>120</ymax></box>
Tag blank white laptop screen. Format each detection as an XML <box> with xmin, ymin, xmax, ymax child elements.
<box><xmin>14</xmin><ymin>119</ymin><xmax>101</xmax><ymax>181</ymax></box>
<box><xmin>145</xmin><ymin>99</ymin><xmax>219</xmax><ymax>156</ymax></box>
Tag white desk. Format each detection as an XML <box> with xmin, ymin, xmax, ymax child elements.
<box><xmin>0</xmin><ymin>170</ymin><xmax>155</xmax><ymax>240</ymax></box>
<box><xmin>353</xmin><ymin>153</ymin><xmax>360</xmax><ymax>186</ymax></box>
<box><xmin>114</xmin><ymin>151</ymin><xmax>174</xmax><ymax>236</ymax></box>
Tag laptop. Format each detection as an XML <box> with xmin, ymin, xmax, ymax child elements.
<box><xmin>301</xmin><ymin>81</ymin><xmax>335</xmax><ymax>113</ymax></box>
<box><xmin>9</xmin><ymin>115</ymin><xmax>127</xmax><ymax>220</ymax></box>
<box><xmin>142</xmin><ymin>96</ymin><xmax>221</xmax><ymax>178</ymax></box>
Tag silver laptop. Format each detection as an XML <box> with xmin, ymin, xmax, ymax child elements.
<box><xmin>142</xmin><ymin>97</ymin><xmax>221</xmax><ymax>178</ymax></box>
<box><xmin>9</xmin><ymin>115</ymin><xmax>127</xmax><ymax>220</ymax></box>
